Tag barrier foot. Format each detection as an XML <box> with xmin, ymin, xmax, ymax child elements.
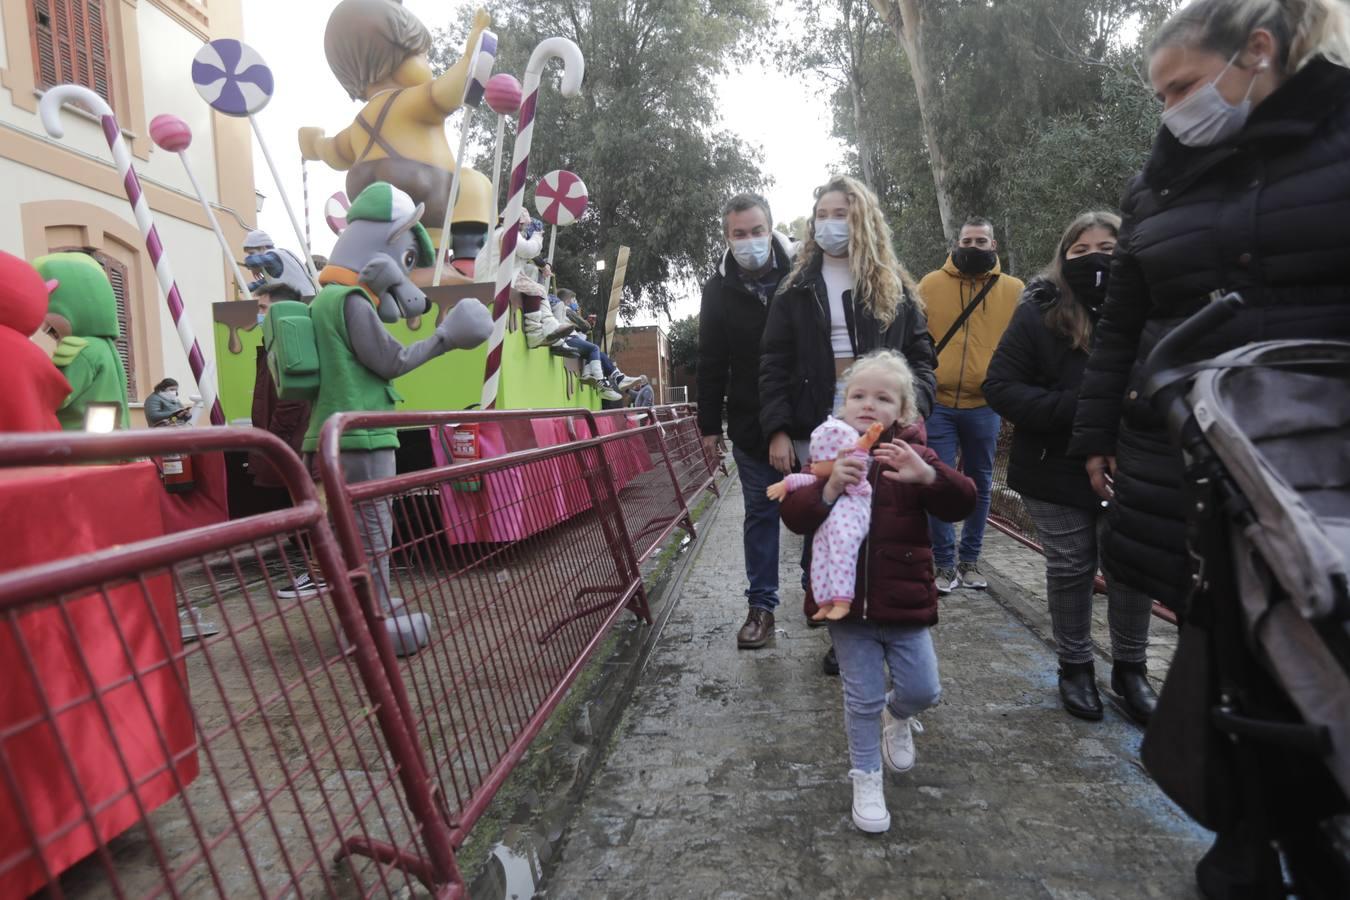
<box><xmin>338</xmin><ymin>836</ymin><xmax>443</xmax><ymax>893</ymax></box>
<box><xmin>627</xmin><ymin>583</ymin><xmax>652</xmax><ymax>624</ymax></box>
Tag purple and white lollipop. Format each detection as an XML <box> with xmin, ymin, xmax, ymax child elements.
<box><xmin>191</xmin><ymin>39</ymin><xmax>274</xmax><ymax>117</ymax></box>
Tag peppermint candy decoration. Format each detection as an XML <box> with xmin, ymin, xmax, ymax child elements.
<box><xmin>325</xmin><ymin>191</ymin><xmax>350</xmax><ymax>236</ymax></box>
<box><xmin>534</xmin><ymin>170</ymin><xmax>588</xmax><ymax>226</ymax></box>
<box><xmin>192</xmin><ymin>39</ymin><xmax>274</xmax><ymax>117</ymax></box>
<box><xmin>464</xmin><ymin>31</ymin><xmax>498</xmax><ymax>107</ymax></box>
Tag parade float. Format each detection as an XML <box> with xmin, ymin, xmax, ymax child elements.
<box><xmin>203</xmin><ymin>1</ymin><xmax>612</xmax><ymax>423</ymax></box>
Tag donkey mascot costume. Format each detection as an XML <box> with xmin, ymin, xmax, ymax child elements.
<box><xmin>302</xmin><ymin>181</ymin><xmax>492</xmax><ymax>653</ymax></box>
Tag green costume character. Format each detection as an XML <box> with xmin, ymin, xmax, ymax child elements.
<box><xmin>300</xmin><ymin>182</ymin><xmax>492</xmax><ymax>654</ymax></box>
<box><xmin>35</xmin><ymin>252</ymin><xmax>130</xmax><ymax>431</ymax></box>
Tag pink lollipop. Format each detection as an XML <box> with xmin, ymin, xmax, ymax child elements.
<box><xmin>481</xmin><ymin>74</ymin><xmax>524</xmax><ymax>281</ymax></box>
<box><xmin>150</xmin><ymin>114</ymin><xmax>192</xmax><ymax>152</ymax></box>
<box><xmin>150</xmin><ymin>113</ymin><xmax>250</xmax><ymax>303</ymax></box>
<box><xmin>485</xmin><ymin>73</ymin><xmax>522</xmax><ymax>116</ymax></box>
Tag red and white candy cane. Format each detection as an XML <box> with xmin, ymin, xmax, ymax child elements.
<box><xmin>40</xmin><ymin>84</ymin><xmax>224</xmax><ymax>425</ymax></box>
<box><xmin>481</xmin><ymin>37</ymin><xmax>585</xmax><ymax>409</ymax></box>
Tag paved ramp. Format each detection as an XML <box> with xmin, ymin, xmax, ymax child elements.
<box><xmin>542</xmin><ymin>469</ymin><xmax>1210</xmax><ymax>899</ymax></box>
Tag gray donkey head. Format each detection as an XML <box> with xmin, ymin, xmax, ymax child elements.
<box><xmin>326</xmin><ymin>182</ymin><xmax>435</xmax><ymax>324</ymax></box>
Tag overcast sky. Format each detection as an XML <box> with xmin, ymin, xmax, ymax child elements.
<box><xmin>240</xmin><ymin>0</ymin><xmax>838</xmax><ymax>325</ymax></box>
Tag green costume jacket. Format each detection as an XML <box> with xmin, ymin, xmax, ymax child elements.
<box><xmin>302</xmin><ymin>280</ymin><xmax>453</xmax><ymax>453</ymax></box>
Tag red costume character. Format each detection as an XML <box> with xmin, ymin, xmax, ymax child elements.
<box><xmin>0</xmin><ymin>251</ymin><xmax>69</xmax><ymax>431</ymax></box>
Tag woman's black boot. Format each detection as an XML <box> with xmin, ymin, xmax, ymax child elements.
<box><xmin>1110</xmin><ymin>659</ymin><xmax>1158</xmax><ymax>725</ymax></box>
<box><xmin>1058</xmin><ymin>660</ymin><xmax>1103</xmax><ymax>721</ymax></box>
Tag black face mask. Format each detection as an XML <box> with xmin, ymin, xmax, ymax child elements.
<box><xmin>952</xmin><ymin>246</ymin><xmax>998</xmax><ymax>276</ymax></box>
<box><xmin>1061</xmin><ymin>252</ymin><xmax>1113</xmax><ymax>314</ymax></box>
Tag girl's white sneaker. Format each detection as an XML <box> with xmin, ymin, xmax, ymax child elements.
<box><xmin>882</xmin><ymin>712</ymin><xmax>922</xmax><ymax>773</ymax></box>
<box><xmin>849</xmin><ymin>768</ymin><xmax>890</xmax><ymax>833</ymax></box>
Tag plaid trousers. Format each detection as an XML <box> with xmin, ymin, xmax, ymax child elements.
<box><xmin>1021</xmin><ymin>497</ymin><xmax>1152</xmax><ymax>666</ymax></box>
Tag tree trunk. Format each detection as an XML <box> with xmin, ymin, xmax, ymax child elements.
<box><xmin>849</xmin><ymin>75</ymin><xmax>877</xmax><ymax>190</ymax></box>
<box><xmin>869</xmin><ymin>0</ymin><xmax>956</xmax><ymax>240</ymax></box>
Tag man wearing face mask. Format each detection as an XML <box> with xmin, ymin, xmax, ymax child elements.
<box><xmin>698</xmin><ymin>192</ymin><xmax>797</xmax><ymax>649</ymax></box>
<box><xmin>918</xmin><ymin>217</ymin><xmax>1024</xmax><ymax>594</ymax></box>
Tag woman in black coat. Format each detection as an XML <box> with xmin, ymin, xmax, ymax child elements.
<box><xmin>984</xmin><ymin>212</ymin><xmax>1156</xmax><ymax>725</ymax></box>
<box><xmin>1069</xmin><ymin>0</ymin><xmax>1350</xmax><ymax>612</ymax></box>
<box><xmin>759</xmin><ymin>174</ymin><xmax>936</xmax><ymax>469</ymax></box>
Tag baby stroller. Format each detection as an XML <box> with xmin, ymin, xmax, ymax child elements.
<box><xmin>1138</xmin><ymin>293</ymin><xmax>1350</xmax><ymax>898</ymax></box>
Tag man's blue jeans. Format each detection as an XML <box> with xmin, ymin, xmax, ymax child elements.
<box><xmin>733</xmin><ymin>446</ymin><xmax>781</xmax><ymax>611</ymax></box>
<box><xmin>926</xmin><ymin>403</ymin><xmax>1000</xmax><ymax>569</ymax></box>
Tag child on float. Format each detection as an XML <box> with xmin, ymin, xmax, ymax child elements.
<box><xmin>778</xmin><ymin>349</ymin><xmax>975</xmax><ymax>834</ymax></box>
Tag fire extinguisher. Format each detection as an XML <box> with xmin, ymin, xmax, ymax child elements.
<box><xmin>448</xmin><ymin>423</ymin><xmax>482</xmax><ymax>492</ymax></box>
<box><xmin>157</xmin><ymin>451</ymin><xmax>196</xmax><ymax>494</ymax></box>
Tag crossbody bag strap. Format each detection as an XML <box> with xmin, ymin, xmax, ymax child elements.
<box><xmin>934</xmin><ymin>275</ymin><xmax>999</xmax><ymax>356</ymax></box>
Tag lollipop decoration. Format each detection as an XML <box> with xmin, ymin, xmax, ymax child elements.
<box><xmin>481</xmin><ymin>37</ymin><xmax>586</xmax><ymax>410</ymax></box>
<box><xmin>432</xmin><ymin>29</ymin><xmax>498</xmax><ymax>286</ymax></box>
<box><xmin>193</xmin><ymin>38</ymin><xmax>317</xmax><ymax>276</ymax></box>
<box><xmin>485</xmin><ymin>73</ymin><xmax>523</xmax><ymax>235</ymax></box>
<box><xmin>40</xmin><ymin>86</ymin><xmax>224</xmax><ymax>425</ymax></box>
<box><xmin>534</xmin><ymin>169</ymin><xmax>589</xmax><ymax>266</ymax></box>
<box><xmin>325</xmin><ymin>191</ymin><xmax>351</xmax><ymax>236</ymax></box>
<box><xmin>150</xmin><ymin>114</ymin><xmax>253</xmax><ymax>303</ymax></box>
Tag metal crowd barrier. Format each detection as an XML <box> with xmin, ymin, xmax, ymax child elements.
<box><xmin>1</xmin><ymin>410</ymin><xmax>725</xmax><ymax>897</ymax></box>
<box><xmin>0</xmin><ymin>428</ymin><xmax>455</xmax><ymax>898</ymax></box>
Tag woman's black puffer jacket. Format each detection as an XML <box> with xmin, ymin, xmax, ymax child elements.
<box><xmin>1069</xmin><ymin>58</ymin><xmax>1350</xmax><ymax>608</ymax></box>
<box><xmin>759</xmin><ymin>255</ymin><xmax>936</xmax><ymax>441</ymax></box>
<box><xmin>983</xmin><ymin>278</ymin><xmax>1099</xmax><ymax>511</ymax></box>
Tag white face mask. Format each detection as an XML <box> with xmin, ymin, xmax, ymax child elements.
<box><xmin>815</xmin><ymin>219</ymin><xmax>850</xmax><ymax>256</ymax></box>
<box><xmin>1161</xmin><ymin>52</ymin><xmax>1263</xmax><ymax>147</ymax></box>
<box><xmin>731</xmin><ymin>235</ymin><xmax>772</xmax><ymax>271</ymax></box>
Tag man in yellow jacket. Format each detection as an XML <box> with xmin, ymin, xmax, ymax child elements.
<box><xmin>918</xmin><ymin>217</ymin><xmax>1023</xmax><ymax>594</ymax></box>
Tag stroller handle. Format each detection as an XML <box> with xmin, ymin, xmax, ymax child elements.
<box><xmin>1143</xmin><ymin>292</ymin><xmax>1245</xmax><ymax>381</ymax></box>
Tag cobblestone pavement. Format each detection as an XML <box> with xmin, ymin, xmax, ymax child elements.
<box><xmin>541</xmin><ymin>467</ymin><xmax>1210</xmax><ymax>899</ymax></box>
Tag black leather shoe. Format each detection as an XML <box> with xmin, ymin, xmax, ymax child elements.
<box><xmin>1111</xmin><ymin>662</ymin><xmax>1158</xmax><ymax>725</ymax></box>
<box><xmin>737</xmin><ymin>608</ymin><xmax>774</xmax><ymax>649</ymax></box>
<box><xmin>822</xmin><ymin>644</ymin><xmax>839</xmax><ymax>676</ymax></box>
<box><xmin>1059</xmin><ymin>662</ymin><xmax>1103</xmax><ymax>721</ymax></box>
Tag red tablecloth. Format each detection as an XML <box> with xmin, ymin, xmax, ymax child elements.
<box><xmin>0</xmin><ymin>463</ymin><xmax>198</xmax><ymax>897</ymax></box>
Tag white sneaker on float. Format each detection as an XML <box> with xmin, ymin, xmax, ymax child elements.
<box><xmin>849</xmin><ymin>768</ymin><xmax>890</xmax><ymax>833</ymax></box>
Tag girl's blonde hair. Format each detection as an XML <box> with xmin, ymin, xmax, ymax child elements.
<box><xmin>786</xmin><ymin>175</ymin><xmax>922</xmax><ymax>327</ymax></box>
<box><xmin>1150</xmin><ymin>0</ymin><xmax>1350</xmax><ymax>74</ymax></box>
<box><xmin>839</xmin><ymin>349</ymin><xmax>920</xmax><ymax>427</ymax></box>
<box><xmin>1039</xmin><ymin>210</ymin><xmax>1122</xmax><ymax>352</ymax></box>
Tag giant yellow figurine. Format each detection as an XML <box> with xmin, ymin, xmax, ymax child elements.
<box><xmin>300</xmin><ymin>2</ymin><xmax>493</xmax><ymax>280</ymax></box>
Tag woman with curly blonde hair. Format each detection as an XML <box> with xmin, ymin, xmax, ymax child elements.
<box><xmin>759</xmin><ymin>174</ymin><xmax>936</xmax><ymax>675</ymax></box>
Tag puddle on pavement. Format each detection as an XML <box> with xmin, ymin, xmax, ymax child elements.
<box><xmin>472</xmin><ymin>842</ymin><xmax>541</xmax><ymax>899</ymax></box>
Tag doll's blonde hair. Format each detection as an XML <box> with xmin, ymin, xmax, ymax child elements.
<box><xmin>839</xmin><ymin>349</ymin><xmax>920</xmax><ymax>427</ymax></box>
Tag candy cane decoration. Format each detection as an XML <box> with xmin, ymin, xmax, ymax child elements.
<box><xmin>301</xmin><ymin>155</ymin><xmax>312</xmax><ymax>252</ymax></box>
<box><xmin>481</xmin><ymin>38</ymin><xmax>585</xmax><ymax>409</ymax></box>
<box><xmin>40</xmin><ymin>85</ymin><xmax>224</xmax><ymax>426</ymax></box>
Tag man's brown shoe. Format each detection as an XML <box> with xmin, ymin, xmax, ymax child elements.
<box><xmin>737</xmin><ymin>608</ymin><xmax>775</xmax><ymax>649</ymax></box>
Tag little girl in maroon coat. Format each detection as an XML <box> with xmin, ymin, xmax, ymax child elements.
<box><xmin>780</xmin><ymin>350</ymin><xmax>975</xmax><ymax>834</ymax></box>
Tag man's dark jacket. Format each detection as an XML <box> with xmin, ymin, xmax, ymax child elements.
<box><xmin>697</xmin><ymin>232</ymin><xmax>795</xmax><ymax>457</ymax></box>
